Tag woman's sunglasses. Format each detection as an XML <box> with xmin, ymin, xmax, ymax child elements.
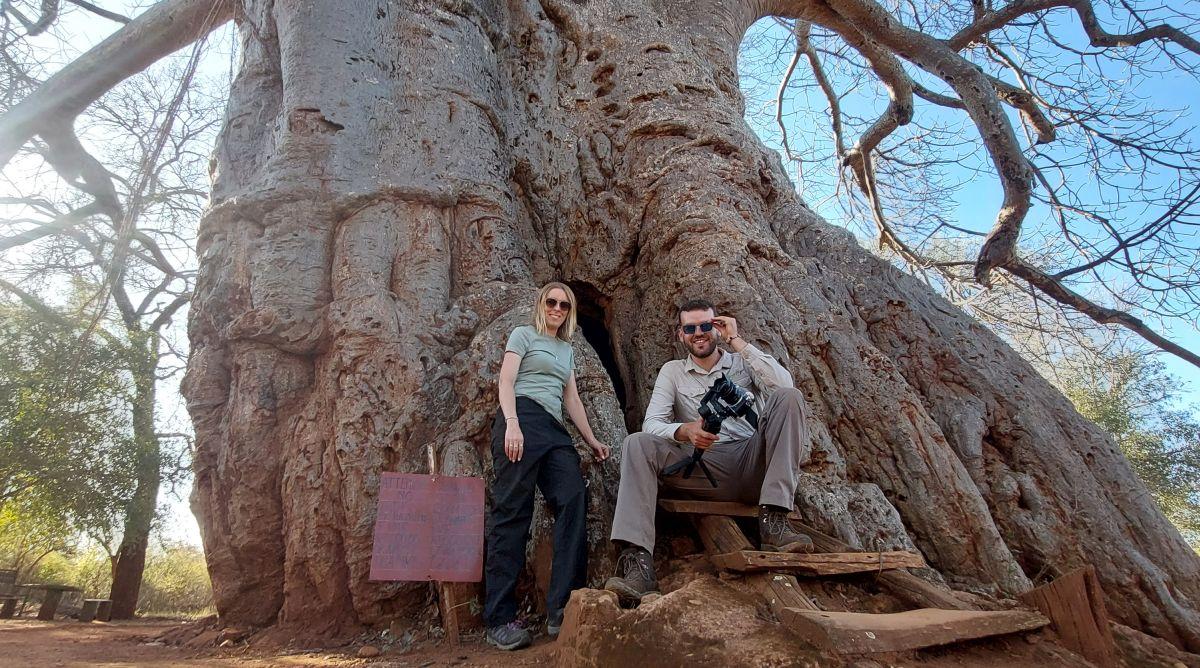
<box><xmin>545</xmin><ymin>297</ymin><xmax>572</xmax><ymax>312</ymax></box>
<box><xmin>679</xmin><ymin>322</ymin><xmax>715</xmax><ymax>336</ymax></box>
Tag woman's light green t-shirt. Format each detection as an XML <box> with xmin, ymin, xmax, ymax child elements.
<box><xmin>506</xmin><ymin>325</ymin><xmax>574</xmax><ymax>423</ymax></box>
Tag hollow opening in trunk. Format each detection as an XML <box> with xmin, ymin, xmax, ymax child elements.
<box><xmin>569</xmin><ymin>282</ymin><xmax>629</xmax><ymax>420</ymax></box>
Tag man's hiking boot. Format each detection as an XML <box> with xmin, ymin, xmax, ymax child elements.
<box><xmin>604</xmin><ymin>546</ymin><xmax>659</xmax><ymax>604</ymax></box>
<box><xmin>758</xmin><ymin>505</ymin><xmax>815</xmax><ymax>553</ymax></box>
<box><xmin>547</xmin><ymin>608</ymin><xmax>564</xmax><ymax>637</ymax></box>
<box><xmin>486</xmin><ymin>621</ymin><xmax>532</xmax><ymax>650</ymax></box>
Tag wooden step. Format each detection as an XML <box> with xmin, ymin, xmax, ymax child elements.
<box><xmin>661</xmin><ymin>498</ymin><xmax>967</xmax><ymax>611</ymax></box>
<box><xmin>712</xmin><ymin>549</ymin><xmax>926</xmax><ymax>575</ymax></box>
<box><xmin>780</xmin><ymin>607</ymin><xmax>1049</xmax><ymax>654</ymax></box>
<box><xmin>659</xmin><ymin>499</ymin><xmax>800</xmax><ymax>519</ymax></box>
<box><xmin>693</xmin><ymin>514</ymin><xmax>824</xmax><ymax>612</ymax></box>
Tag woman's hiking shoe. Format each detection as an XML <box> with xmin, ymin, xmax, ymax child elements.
<box><xmin>486</xmin><ymin>621</ymin><xmax>532</xmax><ymax>650</ymax></box>
<box><xmin>758</xmin><ymin>505</ymin><xmax>815</xmax><ymax>553</ymax></box>
<box><xmin>603</xmin><ymin>546</ymin><xmax>659</xmax><ymax>604</ymax></box>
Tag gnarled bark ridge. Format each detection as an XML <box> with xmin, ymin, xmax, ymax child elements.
<box><xmin>182</xmin><ymin>0</ymin><xmax>1200</xmax><ymax>650</ymax></box>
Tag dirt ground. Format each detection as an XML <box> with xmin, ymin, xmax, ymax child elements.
<box><xmin>0</xmin><ymin>619</ymin><xmax>559</xmax><ymax>667</ymax></box>
<box><xmin>3</xmin><ymin>616</ymin><xmax>1198</xmax><ymax>667</ymax></box>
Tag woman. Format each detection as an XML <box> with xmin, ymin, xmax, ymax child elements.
<box><xmin>484</xmin><ymin>282</ymin><xmax>611</xmax><ymax>651</ymax></box>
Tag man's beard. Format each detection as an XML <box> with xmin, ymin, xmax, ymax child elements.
<box><xmin>687</xmin><ymin>335</ymin><xmax>719</xmax><ymax>359</ymax></box>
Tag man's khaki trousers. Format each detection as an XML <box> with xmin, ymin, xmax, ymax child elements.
<box><xmin>610</xmin><ymin>387</ymin><xmax>811</xmax><ymax>552</ymax></box>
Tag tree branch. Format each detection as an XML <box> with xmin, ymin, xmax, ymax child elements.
<box><xmin>65</xmin><ymin>0</ymin><xmax>130</xmax><ymax>24</ymax></box>
<box><xmin>0</xmin><ymin>200</ymin><xmax>102</xmax><ymax>251</ymax></box>
<box><xmin>1004</xmin><ymin>259</ymin><xmax>1200</xmax><ymax>369</ymax></box>
<box><xmin>947</xmin><ymin>0</ymin><xmax>1200</xmax><ymax>57</ymax></box>
<box><xmin>0</xmin><ymin>0</ymin><xmax>233</xmax><ymax>167</ymax></box>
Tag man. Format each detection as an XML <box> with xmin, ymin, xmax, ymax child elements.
<box><xmin>605</xmin><ymin>299</ymin><xmax>814</xmax><ymax>603</ymax></box>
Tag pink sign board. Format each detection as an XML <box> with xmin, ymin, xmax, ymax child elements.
<box><xmin>369</xmin><ymin>472</ymin><xmax>485</xmax><ymax>582</ymax></box>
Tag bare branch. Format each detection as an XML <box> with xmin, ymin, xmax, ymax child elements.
<box><xmin>948</xmin><ymin>0</ymin><xmax>1200</xmax><ymax>57</ymax></box>
<box><xmin>65</xmin><ymin>0</ymin><xmax>130</xmax><ymax>24</ymax></box>
<box><xmin>1004</xmin><ymin>259</ymin><xmax>1200</xmax><ymax>368</ymax></box>
<box><xmin>0</xmin><ymin>200</ymin><xmax>101</xmax><ymax>251</ymax></box>
<box><xmin>0</xmin><ymin>0</ymin><xmax>232</xmax><ymax>167</ymax></box>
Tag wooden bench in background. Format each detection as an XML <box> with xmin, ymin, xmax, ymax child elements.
<box><xmin>79</xmin><ymin>598</ymin><xmax>113</xmax><ymax>622</ymax></box>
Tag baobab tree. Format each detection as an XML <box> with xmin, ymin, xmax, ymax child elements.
<box><xmin>2</xmin><ymin>0</ymin><xmax>1199</xmax><ymax>654</ymax></box>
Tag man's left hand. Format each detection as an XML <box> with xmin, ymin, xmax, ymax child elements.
<box><xmin>712</xmin><ymin>315</ymin><xmax>739</xmax><ymax>343</ymax></box>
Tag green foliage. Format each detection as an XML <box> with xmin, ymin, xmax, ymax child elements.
<box><xmin>11</xmin><ymin>539</ymin><xmax>213</xmax><ymax>617</ymax></box>
<box><xmin>136</xmin><ymin>541</ymin><xmax>214</xmax><ymax>616</ymax></box>
<box><xmin>1059</xmin><ymin>353</ymin><xmax>1200</xmax><ymax>548</ymax></box>
<box><xmin>0</xmin><ymin>492</ymin><xmax>78</xmax><ymax>580</ymax></box>
<box><xmin>0</xmin><ymin>301</ymin><xmax>137</xmax><ymax>545</ymax></box>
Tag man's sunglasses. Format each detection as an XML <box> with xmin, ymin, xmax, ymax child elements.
<box><xmin>545</xmin><ymin>297</ymin><xmax>572</xmax><ymax>312</ymax></box>
<box><xmin>679</xmin><ymin>322</ymin><xmax>715</xmax><ymax>336</ymax></box>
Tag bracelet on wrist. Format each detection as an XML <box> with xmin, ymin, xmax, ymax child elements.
<box><xmin>505</xmin><ymin>417</ymin><xmax>518</xmax><ymax>422</ymax></box>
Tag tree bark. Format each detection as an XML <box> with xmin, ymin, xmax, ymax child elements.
<box><xmin>110</xmin><ymin>332</ymin><xmax>162</xmax><ymax>619</ymax></box>
<box><xmin>183</xmin><ymin>0</ymin><xmax>1200</xmax><ymax>650</ymax></box>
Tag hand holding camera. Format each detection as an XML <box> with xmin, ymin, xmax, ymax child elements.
<box><xmin>677</xmin><ymin>419</ymin><xmax>718</xmax><ymax>450</ymax></box>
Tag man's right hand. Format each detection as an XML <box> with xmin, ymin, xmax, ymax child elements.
<box><xmin>675</xmin><ymin>419</ymin><xmax>718</xmax><ymax>450</ymax></box>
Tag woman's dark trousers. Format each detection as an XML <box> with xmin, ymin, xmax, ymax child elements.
<box><xmin>484</xmin><ymin>402</ymin><xmax>588</xmax><ymax>627</ymax></box>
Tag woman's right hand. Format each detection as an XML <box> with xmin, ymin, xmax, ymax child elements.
<box><xmin>504</xmin><ymin>421</ymin><xmax>524</xmax><ymax>463</ymax></box>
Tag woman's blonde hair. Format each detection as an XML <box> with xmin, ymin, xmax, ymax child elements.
<box><xmin>532</xmin><ymin>282</ymin><xmax>577</xmax><ymax>341</ymax></box>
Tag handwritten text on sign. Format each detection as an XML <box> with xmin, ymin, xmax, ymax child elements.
<box><xmin>369</xmin><ymin>472</ymin><xmax>485</xmax><ymax>582</ymax></box>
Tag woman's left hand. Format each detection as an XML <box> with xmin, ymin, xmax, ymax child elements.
<box><xmin>587</xmin><ymin>439</ymin><xmax>611</xmax><ymax>461</ymax></box>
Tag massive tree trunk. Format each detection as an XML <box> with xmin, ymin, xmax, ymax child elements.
<box><xmin>183</xmin><ymin>0</ymin><xmax>1200</xmax><ymax>650</ymax></box>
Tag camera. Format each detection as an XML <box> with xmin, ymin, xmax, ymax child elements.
<box><xmin>662</xmin><ymin>374</ymin><xmax>757</xmax><ymax>487</ymax></box>
<box><xmin>698</xmin><ymin>374</ymin><xmax>758</xmax><ymax>435</ymax></box>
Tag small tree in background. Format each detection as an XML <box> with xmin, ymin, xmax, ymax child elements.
<box><xmin>1058</xmin><ymin>352</ymin><xmax>1200</xmax><ymax>548</ymax></box>
<box><xmin>0</xmin><ymin>300</ymin><xmax>136</xmax><ymax>579</ymax></box>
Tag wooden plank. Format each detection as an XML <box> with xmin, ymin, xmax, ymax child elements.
<box><xmin>1018</xmin><ymin>566</ymin><xmax>1116</xmax><ymax>668</ymax></box>
<box><xmin>713</xmin><ymin>550</ymin><xmax>925</xmax><ymax>575</ymax></box>
<box><xmin>695</xmin><ymin>515</ymin><xmax>753</xmax><ymax>554</ymax></box>
<box><xmin>664</xmin><ymin>499</ymin><xmax>968</xmax><ymax>610</ymax></box>
<box><xmin>780</xmin><ymin>607</ymin><xmax>1049</xmax><ymax>654</ymax></box>
<box><xmin>660</xmin><ymin>499</ymin><xmax>801</xmax><ymax>519</ymax></box>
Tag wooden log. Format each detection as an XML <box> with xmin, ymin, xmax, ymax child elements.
<box><xmin>780</xmin><ymin>607</ymin><xmax>1049</xmax><ymax>654</ymax></box>
<box><xmin>712</xmin><ymin>550</ymin><xmax>926</xmax><ymax>575</ymax></box>
<box><xmin>747</xmin><ymin>573</ymin><xmax>822</xmax><ymax>613</ymax></box>
<box><xmin>695</xmin><ymin>515</ymin><xmax>753</xmax><ymax>554</ymax></box>
<box><xmin>693</xmin><ymin>514</ymin><xmax>824</xmax><ymax>613</ymax></box>
<box><xmin>1018</xmin><ymin>566</ymin><xmax>1116</xmax><ymax>668</ymax></box>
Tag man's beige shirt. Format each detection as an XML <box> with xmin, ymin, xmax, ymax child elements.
<box><xmin>642</xmin><ymin>343</ymin><xmax>794</xmax><ymax>444</ymax></box>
